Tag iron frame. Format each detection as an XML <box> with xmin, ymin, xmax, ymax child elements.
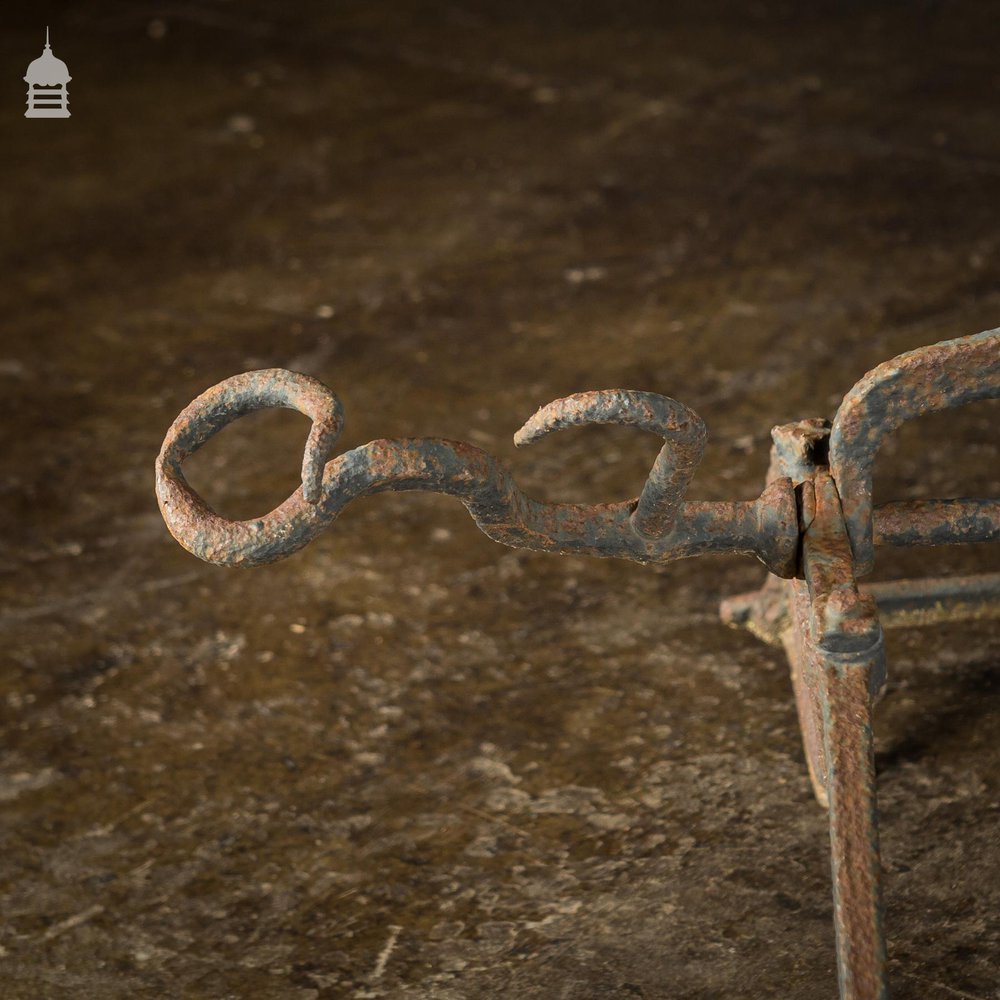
<box><xmin>156</xmin><ymin>329</ymin><xmax>1000</xmax><ymax>1000</ymax></box>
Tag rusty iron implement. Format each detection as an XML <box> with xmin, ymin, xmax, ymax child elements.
<box><xmin>155</xmin><ymin>329</ymin><xmax>1000</xmax><ymax>1000</ymax></box>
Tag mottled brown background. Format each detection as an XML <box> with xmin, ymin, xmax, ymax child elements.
<box><xmin>1</xmin><ymin>3</ymin><xmax>999</xmax><ymax>998</ymax></box>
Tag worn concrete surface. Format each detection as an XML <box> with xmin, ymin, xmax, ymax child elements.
<box><xmin>2</xmin><ymin>2</ymin><xmax>999</xmax><ymax>998</ymax></box>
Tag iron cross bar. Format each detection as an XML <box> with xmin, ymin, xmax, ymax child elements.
<box><xmin>156</xmin><ymin>328</ymin><xmax>1000</xmax><ymax>1000</ymax></box>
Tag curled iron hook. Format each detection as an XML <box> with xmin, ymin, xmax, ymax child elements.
<box><xmin>830</xmin><ymin>327</ymin><xmax>1000</xmax><ymax>575</ymax></box>
<box><xmin>514</xmin><ymin>389</ymin><xmax>707</xmax><ymax>539</ymax></box>
<box><xmin>158</xmin><ymin>368</ymin><xmax>344</xmax><ymax>505</ymax></box>
<box><xmin>155</xmin><ymin>369</ymin><xmax>799</xmax><ymax>575</ymax></box>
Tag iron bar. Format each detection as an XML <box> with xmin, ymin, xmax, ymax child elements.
<box><xmin>866</xmin><ymin>571</ymin><xmax>1000</xmax><ymax>629</ymax></box>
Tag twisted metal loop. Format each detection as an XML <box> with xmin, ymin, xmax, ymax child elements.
<box><xmin>159</xmin><ymin>368</ymin><xmax>344</xmax><ymax>504</ymax></box>
<box><xmin>155</xmin><ymin>370</ymin><xmax>799</xmax><ymax>575</ymax></box>
<box><xmin>156</xmin><ymin>369</ymin><xmax>348</xmax><ymax>566</ymax></box>
<box><xmin>514</xmin><ymin>389</ymin><xmax>707</xmax><ymax>539</ymax></box>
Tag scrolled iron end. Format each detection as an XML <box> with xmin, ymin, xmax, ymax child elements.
<box><xmin>513</xmin><ymin>389</ymin><xmax>705</xmax><ymax>448</ymax></box>
<box><xmin>299</xmin><ymin>400</ymin><xmax>344</xmax><ymax>504</ymax></box>
<box><xmin>513</xmin><ymin>389</ymin><xmax>707</xmax><ymax>539</ymax></box>
<box><xmin>155</xmin><ymin>368</ymin><xmax>344</xmax><ymax>565</ymax></box>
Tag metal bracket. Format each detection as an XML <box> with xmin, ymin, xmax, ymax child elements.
<box><xmin>155</xmin><ymin>328</ymin><xmax>1000</xmax><ymax>1000</ymax></box>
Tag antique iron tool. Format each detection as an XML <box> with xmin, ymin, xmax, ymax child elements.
<box><xmin>156</xmin><ymin>329</ymin><xmax>1000</xmax><ymax>1000</ymax></box>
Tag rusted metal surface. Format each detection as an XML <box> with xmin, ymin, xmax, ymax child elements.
<box><xmin>865</xmin><ymin>571</ymin><xmax>1000</xmax><ymax>628</ymax></box>
<box><xmin>719</xmin><ymin>328</ymin><xmax>999</xmax><ymax>1000</ymax></box>
<box><xmin>830</xmin><ymin>328</ymin><xmax>1000</xmax><ymax>574</ymax></box>
<box><xmin>513</xmin><ymin>390</ymin><xmax>708</xmax><ymax>539</ymax></box>
<box><xmin>873</xmin><ymin>498</ymin><xmax>1000</xmax><ymax>548</ymax></box>
<box><xmin>157</xmin><ymin>381</ymin><xmax>798</xmax><ymax>575</ymax></box>
<box><xmin>155</xmin><ymin>328</ymin><xmax>1000</xmax><ymax>1000</ymax></box>
<box><xmin>772</xmin><ymin>447</ymin><xmax>887</xmax><ymax>999</ymax></box>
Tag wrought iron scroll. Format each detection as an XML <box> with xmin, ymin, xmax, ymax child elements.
<box><xmin>156</xmin><ymin>376</ymin><xmax>798</xmax><ymax>574</ymax></box>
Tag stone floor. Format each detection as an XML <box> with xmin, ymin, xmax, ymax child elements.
<box><xmin>1</xmin><ymin>3</ymin><xmax>999</xmax><ymax>998</ymax></box>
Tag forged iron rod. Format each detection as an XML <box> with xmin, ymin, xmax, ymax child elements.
<box><xmin>866</xmin><ymin>571</ymin><xmax>1000</xmax><ymax>629</ymax></box>
<box><xmin>157</xmin><ymin>377</ymin><xmax>798</xmax><ymax>574</ymax></box>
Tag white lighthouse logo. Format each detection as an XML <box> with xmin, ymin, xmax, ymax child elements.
<box><xmin>24</xmin><ymin>28</ymin><xmax>71</xmax><ymax>118</ymax></box>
